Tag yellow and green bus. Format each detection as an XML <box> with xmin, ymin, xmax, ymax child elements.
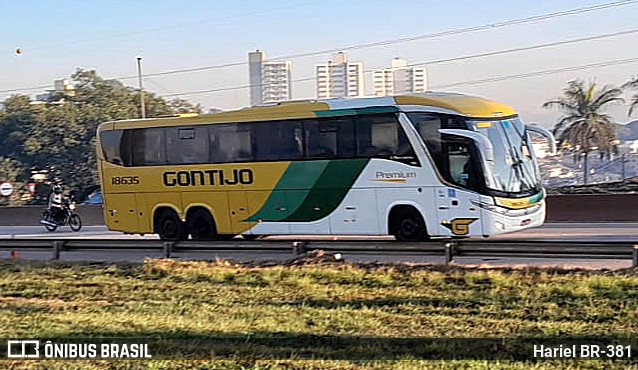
<box><xmin>96</xmin><ymin>93</ymin><xmax>555</xmax><ymax>241</ymax></box>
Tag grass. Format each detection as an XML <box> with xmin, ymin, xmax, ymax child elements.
<box><xmin>0</xmin><ymin>258</ymin><xmax>636</xmax><ymax>369</ymax></box>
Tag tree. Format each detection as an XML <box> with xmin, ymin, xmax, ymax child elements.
<box><xmin>0</xmin><ymin>69</ymin><xmax>202</xmax><ymax>200</ymax></box>
<box><xmin>623</xmin><ymin>76</ymin><xmax>638</xmax><ymax>117</ymax></box>
<box><xmin>167</xmin><ymin>98</ymin><xmax>203</xmax><ymax>114</ymax></box>
<box><xmin>542</xmin><ymin>79</ymin><xmax>624</xmax><ymax>184</ymax></box>
<box><xmin>0</xmin><ymin>95</ymin><xmax>37</xmax><ymax>161</ymax></box>
<box><xmin>0</xmin><ymin>157</ymin><xmax>23</xmax><ymax>182</ymax></box>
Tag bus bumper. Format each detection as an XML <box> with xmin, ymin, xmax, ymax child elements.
<box><xmin>480</xmin><ymin>201</ymin><xmax>546</xmax><ymax>236</ymax></box>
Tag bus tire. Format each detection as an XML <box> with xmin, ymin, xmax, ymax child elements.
<box><xmin>242</xmin><ymin>234</ymin><xmax>261</xmax><ymax>241</ymax></box>
<box><xmin>187</xmin><ymin>209</ymin><xmax>217</xmax><ymax>241</ymax></box>
<box><xmin>390</xmin><ymin>206</ymin><xmax>428</xmax><ymax>242</ymax></box>
<box><xmin>156</xmin><ymin>209</ymin><xmax>188</xmax><ymax>241</ymax></box>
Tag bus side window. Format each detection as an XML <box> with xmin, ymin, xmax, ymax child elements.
<box><xmin>356</xmin><ymin>114</ymin><xmax>417</xmax><ymax>165</ymax></box>
<box><xmin>304</xmin><ymin>118</ymin><xmax>355</xmax><ymax>159</ymax></box>
<box><xmin>253</xmin><ymin>121</ymin><xmax>303</xmax><ymax>161</ymax></box>
<box><xmin>210</xmin><ymin>124</ymin><xmax>253</xmax><ymax>163</ymax></box>
<box><xmin>445</xmin><ymin>142</ymin><xmax>480</xmax><ymax>191</ymax></box>
<box><xmin>166</xmin><ymin>127</ymin><xmax>209</xmax><ymax>165</ymax></box>
<box><xmin>100</xmin><ymin>130</ymin><xmax>125</xmax><ymax>166</ymax></box>
<box><xmin>131</xmin><ymin>128</ymin><xmax>166</xmax><ymax>166</ymax></box>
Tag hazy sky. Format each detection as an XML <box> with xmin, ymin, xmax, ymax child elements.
<box><xmin>2</xmin><ymin>0</ymin><xmax>638</xmax><ymax>126</ymax></box>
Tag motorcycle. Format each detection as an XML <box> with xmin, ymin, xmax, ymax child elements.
<box><xmin>40</xmin><ymin>199</ymin><xmax>83</xmax><ymax>232</ymax></box>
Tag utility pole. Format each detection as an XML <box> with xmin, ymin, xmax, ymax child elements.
<box><xmin>136</xmin><ymin>56</ymin><xmax>146</xmax><ymax>119</ymax></box>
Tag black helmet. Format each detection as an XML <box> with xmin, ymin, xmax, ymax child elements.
<box><xmin>53</xmin><ymin>185</ymin><xmax>62</xmax><ymax>194</ymax></box>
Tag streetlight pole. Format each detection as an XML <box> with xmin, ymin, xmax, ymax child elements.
<box><xmin>136</xmin><ymin>56</ymin><xmax>146</xmax><ymax>119</ymax></box>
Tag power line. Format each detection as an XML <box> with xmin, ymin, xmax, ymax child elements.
<box><xmin>160</xmin><ymin>28</ymin><xmax>638</xmax><ymax>97</ymax></box>
<box><xmin>2</xmin><ymin>0</ymin><xmax>637</xmax><ymax>95</ymax></box>
<box><xmin>4</xmin><ymin>26</ymin><xmax>637</xmax><ymax>97</ymax></box>
<box><xmin>114</xmin><ymin>0</ymin><xmax>638</xmax><ymax>80</ymax></box>
<box><xmin>429</xmin><ymin>57</ymin><xmax>638</xmax><ymax>89</ymax></box>
<box><xmin>406</xmin><ymin>28</ymin><xmax>638</xmax><ymax>68</ymax></box>
<box><xmin>163</xmin><ymin>57</ymin><xmax>638</xmax><ymax>98</ymax></box>
<box><xmin>0</xmin><ymin>0</ymin><xmax>332</xmax><ymax>59</ymax></box>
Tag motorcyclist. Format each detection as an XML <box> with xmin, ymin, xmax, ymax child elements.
<box><xmin>48</xmin><ymin>185</ymin><xmax>67</xmax><ymax>223</ymax></box>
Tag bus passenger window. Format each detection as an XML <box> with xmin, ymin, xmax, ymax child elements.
<box><xmin>253</xmin><ymin>121</ymin><xmax>303</xmax><ymax>161</ymax></box>
<box><xmin>356</xmin><ymin>114</ymin><xmax>417</xmax><ymax>165</ymax></box>
<box><xmin>100</xmin><ymin>130</ymin><xmax>124</xmax><ymax>165</ymax></box>
<box><xmin>210</xmin><ymin>124</ymin><xmax>253</xmax><ymax>163</ymax></box>
<box><xmin>166</xmin><ymin>127</ymin><xmax>209</xmax><ymax>164</ymax></box>
<box><xmin>131</xmin><ymin>128</ymin><xmax>166</xmax><ymax>166</ymax></box>
<box><xmin>304</xmin><ymin>118</ymin><xmax>355</xmax><ymax>158</ymax></box>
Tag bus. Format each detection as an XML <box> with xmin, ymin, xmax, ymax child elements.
<box><xmin>96</xmin><ymin>93</ymin><xmax>555</xmax><ymax>241</ymax></box>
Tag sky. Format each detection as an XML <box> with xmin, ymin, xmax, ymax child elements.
<box><xmin>1</xmin><ymin>0</ymin><xmax>638</xmax><ymax>126</ymax></box>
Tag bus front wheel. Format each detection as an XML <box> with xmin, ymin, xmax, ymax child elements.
<box><xmin>156</xmin><ymin>210</ymin><xmax>188</xmax><ymax>241</ymax></box>
<box><xmin>390</xmin><ymin>207</ymin><xmax>428</xmax><ymax>242</ymax></box>
<box><xmin>187</xmin><ymin>209</ymin><xmax>217</xmax><ymax>241</ymax></box>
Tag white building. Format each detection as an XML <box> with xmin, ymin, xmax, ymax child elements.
<box><xmin>316</xmin><ymin>52</ymin><xmax>364</xmax><ymax>99</ymax></box>
<box><xmin>35</xmin><ymin>79</ymin><xmax>76</xmax><ymax>102</ymax></box>
<box><xmin>248</xmin><ymin>50</ymin><xmax>292</xmax><ymax>106</ymax></box>
<box><xmin>372</xmin><ymin>58</ymin><xmax>427</xmax><ymax>96</ymax></box>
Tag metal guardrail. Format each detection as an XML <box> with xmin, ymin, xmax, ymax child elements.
<box><xmin>0</xmin><ymin>239</ymin><xmax>637</xmax><ymax>267</ymax></box>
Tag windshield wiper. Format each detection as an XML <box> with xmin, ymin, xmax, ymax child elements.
<box><xmin>501</xmin><ymin>124</ymin><xmax>535</xmax><ymax>192</ymax></box>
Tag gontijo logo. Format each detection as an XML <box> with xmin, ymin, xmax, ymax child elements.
<box><xmin>163</xmin><ymin>169</ymin><xmax>254</xmax><ymax>187</ymax></box>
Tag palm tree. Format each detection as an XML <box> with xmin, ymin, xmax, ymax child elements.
<box><xmin>623</xmin><ymin>76</ymin><xmax>638</xmax><ymax>116</ymax></box>
<box><xmin>543</xmin><ymin>80</ymin><xmax>624</xmax><ymax>184</ymax></box>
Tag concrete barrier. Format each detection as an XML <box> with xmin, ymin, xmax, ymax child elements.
<box><xmin>545</xmin><ymin>194</ymin><xmax>638</xmax><ymax>222</ymax></box>
<box><xmin>0</xmin><ymin>205</ymin><xmax>105</xmax><ymax>226</ymax></box>
<box><xmin>0</xmin><ymin>194</ymin><xmax>636</xmax><ymax>226</ymax></box>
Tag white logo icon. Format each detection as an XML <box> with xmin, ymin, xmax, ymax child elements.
<box><xmin>7</xmin><ymin>340</ymin><xmax>40</xmax><ymax>358</ymax></box>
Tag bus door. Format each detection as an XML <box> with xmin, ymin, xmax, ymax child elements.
<box><xmin>435</xmin><ymin>142</ymin><xmax>483</xmax><ymax>237</ymax></box>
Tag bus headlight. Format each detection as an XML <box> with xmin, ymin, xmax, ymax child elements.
<box><xmin>494</xmin><ymin>221</ymin><xmax>506</xmax><ymax>231</ymax></box>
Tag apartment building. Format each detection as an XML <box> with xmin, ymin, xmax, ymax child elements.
<box><xmin>315</xmin><ymin>52</ymin><xmax>364</xmax><ymax>99</ymax></box>
<box><xmin>248</xmin><ymin>50</ymin><xmax>292</xmax><ymax>105</ymax></box>
<box><xmin>372</xmin><ymin>58</ymin><xmax>427</xmax><ymax>96</ymax></box>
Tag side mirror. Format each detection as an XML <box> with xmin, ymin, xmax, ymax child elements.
<box><xmin>525</xmin><ymin>125</ymin><xmax>557</xmax><ymax>154</ymax></box>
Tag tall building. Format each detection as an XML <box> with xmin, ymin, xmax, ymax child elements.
<box><xmin>372</xmin><ymin>58</ymin><xmax>427</xmax><ymax>96</ymax></box>
<box><xmin>248</xmin><ymin>50</ymin><xmax>292</xmax><ymax>106</ymax></box>
<box><xmin>315</xmin><ymin>52</ymin><xmax>364</xmax><ymax>99</ymax></box>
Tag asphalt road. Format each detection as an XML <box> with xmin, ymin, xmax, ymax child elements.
<box><xmin>0</xmin><ymin>223</ymin><xmax>636</xmax><ymax>269</ymax></box>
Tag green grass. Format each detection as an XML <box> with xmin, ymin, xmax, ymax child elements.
<box><xmin>0</xmin><ymin>258</ymin><xmax>636</xmax><ymax>369</ymax></box>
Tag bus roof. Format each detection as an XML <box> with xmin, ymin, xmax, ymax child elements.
<box><xmin>101</xmin><ymin>92</ymin><xmax>517</xmax><ymax>131</ymax></box>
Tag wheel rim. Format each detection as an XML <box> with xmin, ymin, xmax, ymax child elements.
<box><xmin>395</xmin><ymin>214</ymin><xmax>426</xmax><ymax>242</ymax></box>
<box><xmin>399</xmin><ymin>218</ymin><xmax>418</xmax><ymax>238</ymax></box>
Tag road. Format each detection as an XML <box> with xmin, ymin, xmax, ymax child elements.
<box><xmin>0</xmin><ymin>223</ymin><xmax>636</xmax><ymax>269</ymax></box>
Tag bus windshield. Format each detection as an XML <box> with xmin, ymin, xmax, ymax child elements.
<box><xmin>470</xmin><ymin>118</ymin><xmax>540</xmax><ymax>196</ymax></box>
<box><xmin>407</xmin><ymin>112</ymin><xmax>541</xmax><ymax>197</ymax></box>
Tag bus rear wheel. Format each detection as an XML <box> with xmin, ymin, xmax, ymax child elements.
<box><xmin>156</xmin><ymin>210</ymin><xmax>188</xmax><ymax>241</ymax></box>
<box><xmin>391</xmin><ymin>208</ymin><xmax>428</xmax><ymax>242</ymax></box>
<box><xmin>187</xmin><ymin>209</ymin><xmax>217</xmax><ymax>241</ymax></box>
